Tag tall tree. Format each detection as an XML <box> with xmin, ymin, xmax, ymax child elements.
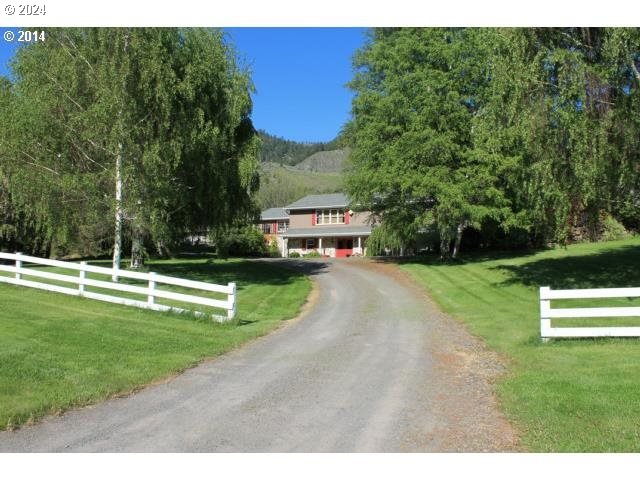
<box><xmin>345</xmin><ymin>28</ymin><xmax>506</xmax><ymax>258</ymax></box>
<box><xmin>1</xmin><ymin>28</ymin><xmax>260</xmax><ymax>267</ymax></box>
<box><xmin>473</xmin><ymin>28</ymin><xmax>640</xmax><ymax>244</ymax></box>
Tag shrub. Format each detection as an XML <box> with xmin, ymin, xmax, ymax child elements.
<box><xmin>217</xmin><ymin>227</ymin><xmax>267</xmax><ymax>257</ymax></box>
<box><xmin>303</xmin><ymin>250</ymin><xmax>321</xmax><ymax>258</ymax></box>
<box><xmin>601</xmin><ymin>214</ymin><xmax>629</xmax><ymax>241</ymax></box>
<box><xmin>267</xmin><ymin>239</ymin><xmax>281</xmax><ymax>258</ymax></box>
<box><xmin>288</xmin><ymin>251</ymin><xmax>301</xmax><ymax>258</ymax></box>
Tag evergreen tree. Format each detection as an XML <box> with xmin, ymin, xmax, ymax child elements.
<box><xmin>346</xmin><ymin>28</ymin><xmax>507</xmax><ymax>258</ymax></box>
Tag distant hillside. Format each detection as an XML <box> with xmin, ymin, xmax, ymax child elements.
<box><xmin>255</xmin><ymin>162</ymin><xmax>343</xmax><ymax>209</ymax></box>
<box><xmin>255</xmin><ymin>130</ymin><xmax>350</xmax><ymax>209</ymax></box>
<box><xmin>295</xmin><ymin>148</ymin><xmax>350</xmax><ymax>173</ymax></box>
<box><xmin>258</xmin><ymin>130</ymin><xmax>340</xmax><ymax>166</ymax></box>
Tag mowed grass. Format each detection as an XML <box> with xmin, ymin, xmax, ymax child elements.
<box><xmin>399</xmin><ymin>237</ymin><xmax>640</xmax><ymax>452</ymax></box>
<box><xmin>0</xmin><ymin>257</ymin><xmax>312</xmax><ymax>431</ymax></box>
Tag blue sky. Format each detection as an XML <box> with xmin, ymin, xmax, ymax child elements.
<box><xmin>0</xmin><ymin>29</ymin><xmax>17</xmax><ymax>77</ymax></box>
<box><xmin>0</xmin><ymin>27</ymin><xmax>368</xmax><ymax>143</ymax></box>
<box><xmin>226</xmin><ymin>28</ymin><xmax>367</xmax><ymax>142</ymax></box>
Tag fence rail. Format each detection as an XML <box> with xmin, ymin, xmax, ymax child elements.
<box><xmin>540</xmin><ymin>286</ymin><xmax>640</xmax><ymax>340</ymax></box>
<box><xmin>0</xmin><ymin>252</ymin><xmax>236</xmax><ymax>321</ymax></box>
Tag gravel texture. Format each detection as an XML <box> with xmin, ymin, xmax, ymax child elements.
<box><xmin>0</xmin><ymin>258</ymin><xmax>519</xmax><ymax>452</ymax></box>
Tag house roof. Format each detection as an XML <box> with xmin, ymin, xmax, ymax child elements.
<box><xmin>283</xmin><ymin>225</ymin><xmax>372</xmax><ymax>238</ymax></box>
<box><xmin>260</xmin><ymin>207</ymin><xmax>289</xmax><ymax>221</ymax></box>
<box><xmin>285</xmin><ymin>193</ymin><xmax>349</xmax><ymax>211</ymax></box>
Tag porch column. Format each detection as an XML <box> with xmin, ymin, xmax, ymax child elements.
<box><xmin>283</xmin><ymin>238</ymin><xmax>288</xmax><ymax>258</ymax></box>
<box><xmin>319</xmin><ymin>237</ymin><xmax>323</xmax><ymax>254</ymax></box>
<box><xmin>358</xmin><ymin>236</ymin><xmax>361</xmax><ymax>249</ymax></box>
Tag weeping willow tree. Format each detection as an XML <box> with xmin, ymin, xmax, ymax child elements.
<box><xmin>473</xmin><ymin>28</ymin><xmax>640</xmax><ymax>244</ymax></box>
<box><xmin>1</xmin><ymin>28</ymin><xmax>260</xmax><ymax>266</ymax></box>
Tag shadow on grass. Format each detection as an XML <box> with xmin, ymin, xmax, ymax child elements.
<box><xmin>147</xmin><ymin>258</ymin><xmax>328</xmax><ymax>291</ymax></box>
<box><xmin>491</xmin><ymin>244</ymin><xmax>640</xmax><ymax>289</ymax></box>
<box><xmin>367</xmin><ymin>246</ymin><xmax>549</xmax><ymax>267</ymax></box>
<box><xmin>235</xmin><ymin>319</ymin><xmax>258</xmax><ymax>326</ymax></box>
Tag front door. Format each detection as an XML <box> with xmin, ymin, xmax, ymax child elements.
<box><xmin>336</xmin><ymin>238</ymin><xmax>353</xmax><ymax>258</ymax></box>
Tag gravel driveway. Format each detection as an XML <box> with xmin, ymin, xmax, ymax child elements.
<box><xmin>0</xmin><ymin>258</ymin><xmax>518</xmax><ymax>452</ymax></box>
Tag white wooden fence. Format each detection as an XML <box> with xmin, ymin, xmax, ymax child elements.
<box><xmin>540</xmin><ymin>286</ymin><xmax>640</xmax><ymax>340</ymax></box>
<box><xmin>0</xmin><ymin>252</ymin><xmax>236</xmax><ymax>321</ymax></box>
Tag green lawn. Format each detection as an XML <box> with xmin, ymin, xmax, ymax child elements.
<box><xmin>399</xmin><ymin>237</ymin><xmax>640</xmax><ymax>452</ymax></box>
<box><xmin>0</xmin><ymin>257</ymin><xmax>311</xmax><ymax>431</ymax></box>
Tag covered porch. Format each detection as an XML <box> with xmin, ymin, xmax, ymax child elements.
<box><xmin>282</xmin><ymin>225</ymin><xmax>371</xmax><ymax>258</ymax></box>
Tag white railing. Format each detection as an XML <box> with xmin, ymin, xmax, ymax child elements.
<box><xmin>540</xmin><ymin>286</ymin><xmax>640</xmax><ymax>341</ymax></box>
<box><xmin>0</xmin><ymin>252</ymin><xmax>236</xmax><ymax>322</ymax></box>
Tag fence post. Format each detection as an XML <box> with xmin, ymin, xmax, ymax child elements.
<box><xmin>148</xmin><ymin>272</ymin><xmax>156</xmax><ymax>306</ymax></box>
<box><xmin>540</xmin><ymin>286</ymin><xmax>551</xmax><ymax>342</ymax></box>
<box><xmin>15</xmin><ymin>252</ymin><xmax>22</xmax><ymax>280</ymax></box>
<box><xmin>227</xmin><ymin>282</ymin><xmax>236</xmax><ymax>320</ymax></box>
<box><xmin>79</xmin><ymin>261</ymin><xmax>87</xmax><ymax>295</ymax></box>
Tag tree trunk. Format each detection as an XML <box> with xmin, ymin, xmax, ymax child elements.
<box><xmin>111</xmin><ymin>31</ymin><xmax>129</xmax><ymax>282</ymax></box>
<box><xmin>155</xmin><ymin>240</ymin><xmax>170</xmax><ymax>258</ymax></box>
<box><xmin>439</xmin><ymin>234</ymin><xmax>451</xmax><ymax>259</ymax></box>
<box><xmin>130</xmin><ymin>223</ymin><xmax>144</xmax><ymax>269</ymax></box>
<box><xmin>111</xmin><ymin>145</ymin><xmax>123</xmax><ymax>281</ymax></box>
<box><xmin>452</xmin><ymin>222</ymin><xmax>465</xmax><ymax>259</ymax></box>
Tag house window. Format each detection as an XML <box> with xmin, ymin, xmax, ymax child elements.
<box><xmin>260</xmin><ymin>223</ymin><xmax>274</xmax><ymax>234</ymax></box>
<box><xmin>306</xmin><ymin>238</ymin><xmax>316</xmax><ymax>249</ymax></box>
<box><xmin>316</xmin><ymin>209</ymin><xmax>345</xmax><ymax>225</ymax></box>
<box><xmin>277</xmin><ymin>221</ymin><xmax>288</xmax><ymax>233</ymax></box>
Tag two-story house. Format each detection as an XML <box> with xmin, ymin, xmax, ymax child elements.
<box><xmin>259</xmin><ymin>193</ymin><xmax>373</xmax><ymax>258</ymax></box>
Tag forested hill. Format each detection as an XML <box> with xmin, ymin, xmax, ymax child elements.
<box><xmin>255</xmin><ymin>131</ymin><xmax>349</xmax><ymax>209</ymax></box>
<box><xmin>258</xmin><ymin>130</ymin><xmax>341</xmax><ymax>166</ymax></box>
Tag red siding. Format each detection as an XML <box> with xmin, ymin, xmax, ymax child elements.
<box><xmin>311</xmin><ymin>212</ymin><xmax>316</xmax><ymax>225</ymax></box>
<box><xmin>345</xmin><ymin>210</ymin><xmax>350</xmax><ymax>225</ymax></box>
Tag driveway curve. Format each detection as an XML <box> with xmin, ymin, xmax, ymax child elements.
<box><xmin>0</xmin><ymin>258</ymin><xmax>518</xmax><ymax>452</ymax></box>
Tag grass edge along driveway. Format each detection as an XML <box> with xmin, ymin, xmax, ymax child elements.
<box><xmin>399</xmin><ymin>237</ymin><xmax>640</xmax><ymax>452</ymax></box>
<box><xmin>0</xmin><ymin>257</ymin><xmax>312</xmax><ymax>431</ymax></box>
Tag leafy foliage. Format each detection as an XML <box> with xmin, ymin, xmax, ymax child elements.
<box><xmin>366</xmin><ymin>223</ymin><xmax>405</xmax><ymax>256</ymax></box>
<box><xmin>346</xmin><ymin>28</ymin><xmax>508</xmax><ymax>258</ymax></box>
<box><xmin>216</xmin><ymin>226</ymin><xmax>267</xmax><ymax>257</ymax></box>
<box><xmin>0</xmin><ymin>28</ymin><xmax>260</xmax><ymax>259</ymax></box>
<box><xmin>600</xmin><ymin>214</ymin><xmax>629</xmax><ymax>241</ymax></box>
<box><xmin>473</xmin><ymin>28</ymin><xmax>640</xmax><ymax>245</ymax></box>
<box><xmin>346</xmin><ymin>28</ymin><xmax>640</xmax><ymax>257</ymax></box>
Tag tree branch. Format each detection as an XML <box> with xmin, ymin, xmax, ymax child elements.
<box><xmin>70</xmin><ymin>139</ymin><xmax>109</xmax><ymax>172</ymax></box>
<box><xmin>19</xmin><ymin>151</ymin><xmax>60</xmax><ymax>176</ymax></box>
<box><xmin>59</xmin><ymin>33</ymin><xmax>96</xmax><ymax>77</ymax></box>
<box><xmin>61</xmin><ymin>123</ymin><xmax>117</xmax><ymax>157</ymax></box>
<box><xmin>42</xmin><ymin>71</ymin><xmax>85</xmax><ymax>111</ymax></box>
